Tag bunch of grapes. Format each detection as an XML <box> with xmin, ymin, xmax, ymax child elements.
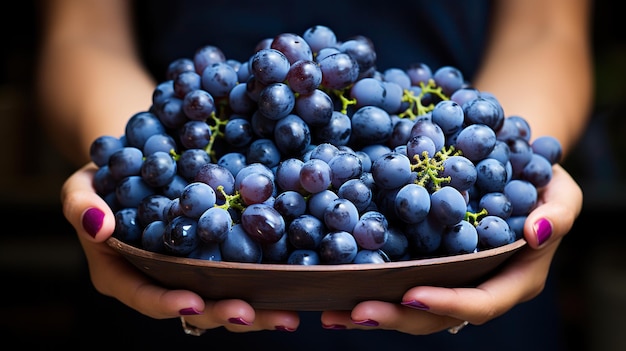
<box><xmin>90</xmin><ymin>25</ymin><xmax>562</xmax><ymax>265</ymax></box>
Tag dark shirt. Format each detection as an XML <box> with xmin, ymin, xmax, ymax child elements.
<box><xmin>132</xmin><ymin>0</ymin><xmax>493</xmax><ymax>84</ymax></box>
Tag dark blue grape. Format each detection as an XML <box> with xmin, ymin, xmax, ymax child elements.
<box><xmin>90</xmin><ymin>135</ymin><xmax>124</xmax><ymax>167</ymax></box>
<box><xmin>287</xmin><ymin>249</ymin><xmax>321</xmax><ymax>265</ymax></box>
<box><xmin>113</xmin><ymin>207</ymin><xmax>142</xmax><ymax>245</ymax></box>
<box><xmin>442</xmin><ymin>220</ymin><xmax>478</xmax><ymax>255</ymax></box>
<box><xmin>163</xmin><ymin>215</ymin><xmax>199</xmax><ymax>256</ymax></box>
<box><xmin>476</xmin><ymin>215</ymin><xmax>515</xmax><ymax>249</ymax></box>
<box><xmin>319</xmin><ymin>231</ymin><xmax>358</xmax><ymax>264</ymax></box>
<box><xmin>241</xmin><ymin>203</ymin><xmax>286</xmax><ymax>244</ymax></box>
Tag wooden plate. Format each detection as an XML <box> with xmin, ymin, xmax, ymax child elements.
<box><xmin>107</xmin><ymin>237</ymin><xmax>526</xmax><ymax>311</ymax></box>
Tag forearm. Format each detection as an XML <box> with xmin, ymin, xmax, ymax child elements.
<box><xmin>37</xmin><ymin>0</ymin><xmax>155</xmax><ymax>166</ymax></box>
<box><xmin>473</xmin><ymin>0</ymin><xmax>593</xmax><ymax>154</ymax></box>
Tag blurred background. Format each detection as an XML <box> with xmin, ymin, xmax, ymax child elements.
<box><xmin>1</xmin><ymin>1</ymin><xmax>624</xmax><ymax>349</ymax></box>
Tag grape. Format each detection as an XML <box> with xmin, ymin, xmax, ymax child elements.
<box><xmin>371</xmin><ymin>152</ymin><xmax>412</xmax><ymax>190</ymax></box>
<box><xmin>288</xmin><ymin>214</ymin><xmax>325</xmax><ymax>250</ymax></box>
<box><xmin>328</xmin><ymin>151</ymin><xmax>363</xmax><ymax>189</ymax></box>
<box><xmin>273</xmin><ymin>114</ymin><xmax>311</xmax><ymax>156</ymax></box>
<box><xmin>93</xmin><ymin>25</ymin><xmax>568</xmax><ymax>265</ymax></box>
<box><xmin>504</xmin><ymin>179</ymin><xmax>538</xmax><ymax>216</ymax></box>
<box><xmin>455</xmin><ymin>124</ymin><xmax>497</xmax><ymax>162</ymax></box>
<box><xmin>200</xmin><ymin>62</ymin><xmax>238</xmax><ymax>97</ymax></box>
<box><xmin>108</xmin><ymin>147</ymin><xmax>143</xmax><ymax>180</ymax></box>
<box><xmin>270</xmin><ymin>32</ymin><xmax>313</xmax><ymax>64</ymax></box>
<box><xmin>429</xmin><ymin>186</ymin><xmax>467</xmax><ymax>226</ymax></box>
<box><xmin>286</xmin><ymin>59</ymin><xmax>322</xmax><ymax>95</ymax></box>
<box><xmin>319</xmin><ymin>231</ymin><xmax>358</xmax><ymax>264</ymax></box>
<box><xmin>337</xmin><ymin>178</ymin><xmax>372</xmax><ymax>212</ymax></box>
<box><xmin>323</xmin><ymin>198</ymin><xmax>360</xmax><ymax>233</ymax></box>
<box><xmin>476</xmin><ymin>215</ymin><xmax>515</xmax><ymax>249</ymax></box>
<box><xmin>431</xmin><ymin>100</ymin><xmax>464</xmax><ymax>135</ymax></box>
<box><xmin>353</xmin><ymin>250</ymin><xmax>390</xmax><ymax>264</ymax></box>
<box><xmin>250</xmin><ymin>48</ymin><xmax>290</xmax><ymax>85</ymax></box>
<box><xmin>318</xmin><ymin>52</ymin><xmax>360</xmax><ymax>90</ymax></box>
<box><xmin>114</xmin><ymin>207</ymin><xmax>142</xmax><ymax>244</ymax></box>
<box><xmin>179</xmin><ymin>182</ymin><xmax>217</xmax><ymax>218</ymax></box>
<box><xmin>442</xmin><ymin>220</ymin><xmax>478</xmax><ymax>255</ymax></box>
<box><xmin>143</xmin><ymin>133</ymin><xmax>177</xmax><ymax>156</ymax></box>
<box><xmin>141</xmin><ymin>220</ymin><xmax>167</xmax><ymax>253</ymax></box>
<box><xmin>394</xmin><ymin>183</ymin><xmax>431</xmax><ymax>224</ymax></box>
<box><xmin>352</xmin><ymin>211</ymin><xmax>388</xmax><ymax>250</ymax></box>
<box><xmin>302</xmin><ymin>25</ymin><xmax>336</xmax><ymax>54</ymax></box>
<box><xmin>136</xmin><ymin>194</ymin><xmax>170</xmax><ymax>227</ymax></box>
<box><xmin>182</xmin><ymin>89</ymin><xmax>215</xmax><ymax>121</ymax></box>
<box><xmin>240</xmin><ymin>203</ymin><xmax>286</xmax><ymax>244</ymax></box>
<box><xmin>287</xmin><ymin>249</ymin><xmax>321</xmax><ymax>265</ymax></box>
<box><xmin>90</xmin><ymin>135</ymin><xmax>124</xmax><ymax>167</ymax></box>
<box><xmin>197</xmin><ymin>207</ymin><xmax>232</xmax><ymax>244</ymax></box>
<box><xmin>173</xmin><ymin>71</ymin><xmax>201</xmax><ymax>99</ymax></box>
<box><xmin>531</xmin><ymin>135</ymin><xmax>562</xmax><ymax>165</ymax></box>
<box><xmin>220</xmin><ymin>223</ymin><xmax>262</xmax><ymax>263</ymax></box>
<box><xmin>124</xmin><ymin>111</ymin><xmax>167</xmax><ymax>149</ymax></box>
<box><xmin>141</xmin><ymin>151</ymin><xmax>177</xmax><ymax>187</ymax></box>
<box><xmin>350</xmin><ymin>106</ymin><xmax>393</xmax><ymax>146</ymax></box>
<box><xmin>257</xmin><ymin>82</ymin><xmax>296</xmax><ymax>120</ymax></box>
<box><xmin>299</xmin><ymin>158</ymin><xmax>332</xmax><ymax>194</ymax></box>
<box><xmin>433</xmin><ymin>65</ymin><xmax>464</xmax><ymax>96</ymax></box>
<box><xmin>163</xmin><ymin>215</ymin><xmax>199</xmax><ymax>256</ymax></box>
<box><xmin>273</xmin><ymin>190</ymin><xmax>307</xmax><ymax>223</ymax></box>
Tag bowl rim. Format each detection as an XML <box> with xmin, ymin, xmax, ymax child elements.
<box><xmin>107</xmin><ymin>236</ymin><xmax>527</xmax><ymax>271</ymax></box>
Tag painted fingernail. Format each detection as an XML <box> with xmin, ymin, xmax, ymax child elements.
<box><xmin>179</xmin><ymin>307</ymin><xmax>202</xmax><ymax>315</ymax></box>
<box><xmin>228</xmin><ymin>317</ymin><xmax>252</xmax><ymax>326</ymax></box>
<box><xmin>275</xmin><ymin>325</ymin><xmax>296</xmax><ymax>332</ymax></box>
<box><xmin>401</xmin><ymin>300</ymin><xmax>430</xmax><ymax>310</ymax></box>
<box><xmin>534</xmin><ymin>218</ymin><xmax>552</xmax><ymax>246</ymax></box>
<box><xmin>322</xmin><ymin>323</ymin><xmax>347</xmax><ymax>330</ymax></box>
<box><xmin>352</xmin><ymin>319</ymin><xmax>379</xmax><ymax>327</ymax></box>
<box><xmin>82</xmin><ymin>207</ymin><xmax>105</xmax><ymax>238</ymax></box>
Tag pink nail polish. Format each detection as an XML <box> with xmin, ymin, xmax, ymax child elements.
<box><xmin>322</xmin><ymin>323</ymin><xmax>347</xmax><ymax>330</ymax></box>
<box><xmin>228</xmin><ymin>317</ymin><xmax>252</xmax><ymax>326</ymax></box>
<box><xmin>534</xmin><ymin>218</ymin><xmax>552</xmax><ymax>246</ymax></box>
<box><xmin>179</xmin><ymin>307</ymin><xmax>202</xmax><ymax>315</ymax></box>
<box><xmin>352</xmin><ymin>319</ymin><xmax>379</xmax><ymax>327</ymax></box>
<box><xmin>401</xmin><ymin>300</ymin><xmax>430</xmax><ymax>310</ymax></box>
<box><xmin>82</xmin><ymin>207</ymin><xmax>105</xmax><ymax>238</ymax></box>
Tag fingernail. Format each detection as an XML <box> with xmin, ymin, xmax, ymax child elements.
<box><xmin>322</xmin><ymin>323</ymin><xmax>347</xmax><ymax>330</ymax></box>
<box><xmin>228</xmin><ymin>317</ymin><xmax>252</xmax><ymax>326</ymax></box>
<box><xmin>82</xmin><ymin>207</ymin><xmax>105</xmax><ymax>238</ymax></box>
<box><xmin>352</xmin><ymin>319</ymin><xmax>379</xmax><ymax>327</ymax></box>
<box><xmin>179</xmin><ymin>307</ymin><xmax>202</xmax><ymax>315</ymax></box>
<box><xmin>534</xmin><ymin>218</ymin><xmax>552</xmax><ymax>246</ymax></box>
<box><xmin>401</xmin><ymin>300</ymin><xmax>430</xmax><ymax>310</ymax></box>
<box><xmin>275</xmin><ymin>325</ymin><xmax>296</xmax><ymax>332</ymax></box>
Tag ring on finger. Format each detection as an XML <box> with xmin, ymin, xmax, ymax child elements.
<box><xmin>180</xmin><ymin>316</ymin><xmax>207</xmax><ymax>336</ymax></box>
<box><xmin>447</xmin><ymin>320</ymin><xmax>469</xmax><ymax>334</ymax></box>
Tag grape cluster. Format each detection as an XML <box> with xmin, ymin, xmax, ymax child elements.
<box><xmin>91</xmin><ymin>25</ymin><xmax>562</xmax><ymax>265</ymax></box>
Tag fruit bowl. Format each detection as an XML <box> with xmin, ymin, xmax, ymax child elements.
<box><xmin>106</xmin><ymin>237</ymin><xmax>526</xmax><ymax>311</ymax></box>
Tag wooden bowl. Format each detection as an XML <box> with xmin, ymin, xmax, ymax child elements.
<box><xmin>107</xmin><ymin>237</ymin><xmax>526</xmax><ymax>311</ymax></box>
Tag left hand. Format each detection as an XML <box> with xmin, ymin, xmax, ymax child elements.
<box><xmin>320</xmin><ymin>164</ymin><xmax>582</xmax><ymax>334</ymax></box>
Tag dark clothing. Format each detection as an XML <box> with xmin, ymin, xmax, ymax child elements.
<box><xmin>132</xmin><ymin>0</ymin><xmax>493</xmax><ymax>83</ymax></box>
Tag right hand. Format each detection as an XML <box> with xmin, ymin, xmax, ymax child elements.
<box><xmin>61</xmin><ymin>163</ymin><xmax>300</xmax><ymax>332</ymax></box>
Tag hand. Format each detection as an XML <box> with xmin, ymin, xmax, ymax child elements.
<box><xmin>320</xmin><ymin>164</ymin><xmax>582</xmax><ymax>334</ymax></box>
<box><xmin>61</xmin><ymin>163</ymin><xmax>300</xmax><ymax>332</ymax></box>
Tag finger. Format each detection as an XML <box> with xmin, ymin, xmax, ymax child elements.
<box><xmin>321</xmin><ymin>302</ymin><xmax>460</xmax><ymax>335</ymax></box>
<box><xmin>524</xmin><ymin>164</ymin><xmax>582</xmax><ymax>248</ymax></box>
<box><xmin>183</xmin><ymin>300</ymin><xmax>300</xmax><ymax>332</ymax></box>
<box><xmin>61</xmin><ymin>163</ymin><xmax>116</xmax><ymax>243</ymax></box>
<box><xmin>399</xmin><ymin>241</ymin><xmax>560</xmax><ymax>326</ymax></box>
